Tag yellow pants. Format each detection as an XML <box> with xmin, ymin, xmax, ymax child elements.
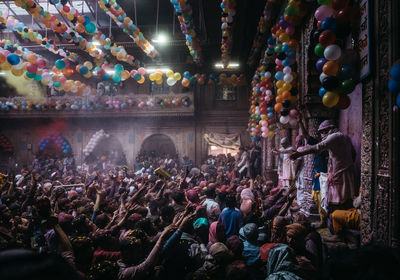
<box><xmin>331</xmin><ymin>208</ymin><xmax>360</xmax><ymax>233</ymax></box>
<box><xmin>312</xmin><ymin>190</ymin><xmax>327</xmax><ymax>222</ymax></box>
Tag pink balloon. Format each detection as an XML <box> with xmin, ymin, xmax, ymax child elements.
<box><xmin>260</xmin><ymin>86</ymin><xmax>266</xmax><ymax>92</ymax></box>
<box><xmin>314</xmin><ymin>5</ymin><xmax>335</xmax><ymax>21</ymax></box>
<box><xmin>285</xmin><ymin>26</ymin><xmax>295</xmax><ymax>35</ymax></box>
<box><xmin>138</xmin><ymin>67</ymin><xmax>146</xmax><ymax>76</ymax></box>
<box><xmin>289</xmin><ymin>109</ymin><xmax>298</xmax><ymax>118</ymax></box>
<box><xmin>59</xmin><ymin>77</ymin><xmax>67</xmax><ymax>84</ymax></box>
<box><xmin>275</xmin><ymin>58</ymin><xmax>282</xmax><ymax>65</ymax></box>
<box><xmin>36</xmin><ymin>58</ymin><xmax>47</xmax><ymax>68</ymax></box>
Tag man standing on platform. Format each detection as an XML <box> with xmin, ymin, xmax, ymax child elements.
<box><xmin>290</xmin><ymin>120</ymin><xmax>356</xmax><ymax>228</ymax></box>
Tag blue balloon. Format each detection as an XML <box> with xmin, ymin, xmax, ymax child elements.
<box><xmin>85</xmin><ymin>22</ymin><xmax>96</xmax><ymax>33</ymax></box>
<box><xmin>102</xmin><ymin>73</ymin><xmax>109</xmax><ymax>81</ymax></box>
<box><xmin>114</xmin><ymin>64</ymin><xmax>124</xmax><ymax>73</ymax></box>
<box><xmin>389</xmin><ymin>79</ymin><xmax>400</xmax><ymax>94</ymax></box>
<box><xmin>282</xmin><ymin>44</ymin><xmax>290</xmax><ymax>52</ymax></box>
<box><xmin>184</xmin><ymin>71</ymin><xmax>191</xmax><ymax>79</ymax></box>
<box><xmin>316</xmin><ymin>58</ymin><xmax>327</xmax><ymax>72</ymax></box>
<box><xmin>390</xmin><ymin>63</ymin><xmax>400</xmax><ymax>82</ymax></box>
<box><xmin>79</xmin><ymin>66</ymin><xmax>89</xmax><ymax>75</ymax></box>
<box><xmin>112</xmin><ymin>74</ymin><xmax>121</xmax><ymax>83</ymax></box>
<box><xmin>339</xmin><ymin>65</ymin><xmax>355</xmax><ymax>80</ymax></box>
<box><xmin>55</xmin><ymin>59</ymin><xmax>66</xmax><ymax>70</ymax></box>
<box><xmin>267</xmin><ymin>112</ymin><xmax>274</xmax><ymax>119</ymax></box>
<box><xmin>319</xmin><ymin>87</ymin><xmax>327</xmax><ymax>98</ymax></box>
<box><xmin>397</xmin><ymin>93</ymin><xmax>400</xmax><ymax>107</ymax></box>
<box><xmin>7</xmin><ymin>53</ymin><xmax>20</xmax><ymax>65</ymax></box>
<box><xmin>275</xmin><ymin>72</ymin><xmax>285</xmax><ymax>80</ymax></box>
<box><xmin>253</xmin><ymin>136</ymin><xmax>261</xmax><ymax>141</ymax></box>
<box><xmin>321</xmin><ymin>17</ymin><xmax>337</xmax><ymax>31</ymax></box>
<box><xmin>282</xmin><ymin>58</ymin><xmax>291</xmax><ymax>67</ymax></box>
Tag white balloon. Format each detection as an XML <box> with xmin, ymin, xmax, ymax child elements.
<box><xmin>264</xmin><ymin>72</ymin><xmax>271</xmax><ymax>78</ymax></box>
<box><xmin>167</xmin><ymin>77</ymin><xmax>177</xmax><ymax>86</ymax></box>
<box><xmin>280</xmin><ymin>116</ymin><xmax>290</xmax><ymax>124</ymax></box>
<box><xmin>283</xmin><ymin>66</ymin><xmax>292</xmax><ymax>74</ymax></box>
<box><xmin>221</xmin><ymin>23</ymin><xmax>227</xmax><ymax>30</ymax></box>
<box><xmin>283</xmin><ymin>74</ymin><xmax>293</xmax><ymax>82</ymax></box>
<box><xmin>324</xmin><ymin>44</ymin><xmax>342</xmax><ymax>61</ymax></box>
<box><xmin>319</xmin><ymin>73</ymin><xmax>329</xmax><ymax>83</ymax></box>
<box><xmin>266</xmin><ymin>90</ymin><xmax>272</xmax><ymax>96</ymax></box>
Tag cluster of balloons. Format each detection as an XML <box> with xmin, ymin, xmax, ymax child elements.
<box><xmin>83</xmin><ymin>129</ymin><xmax>109</xmax><ymax>157</ymax></box>
<box><xmin>0</xmin><ymin>13</ymin><xmax>78</xmax><ymax>62</ymax></box>
<box><xmin>389</xmin><ymin>61</ymin><xmax>400</xmax><ymax>108</ymax></box>
<box><xmin>98</xmin><ymin>0</ymin><xmax>158</xmax><ymax>58</ymax></box>
<box><xmin>130</xmin><ymin>67</ymin><xmax>146</xmax><ymax>84</ymax></box>
<box><xmin>248</xmin><ymin>0</ymin><xmax>307</xmax><ymax>140</ymax></box>
<box><xmin>0</xmin><ymin>96</ymin><xmax>193</xmax><ymax>112</ymax></box>
<box><xmin>73</xmin><ymin>61</ymin><xmax>94</xmax><ymax>79</ymax></box>
<box><xmin>39</xmin><ymin>134</ymin><xmax>71</xmax><ymax>155</ymax></box>
<box><xmin>170</xmin><ymin>0</ymin><xmax>201</xmax><ymax>63</ymax></box>
<box><xmin>247</xmin><ymin>0</ymin><xmax>280</xmax><ymax>66</ymax></box>
<box><xmin>14</xmin><ymin>0</ymin><xmax>104</xmax><ymax>62</ymax></box>
<box><xmin>0</xmin><ymin>134</ymin><xmax>13</xmax><ymax>154</ymax></box>
<box><xmin>208</xmin><ymin>73</ymin><xmax>246</xmax><ymax>86</ymax></box>
<box><xmin>313</xmin><ymin>1</ymin><xmax>357</xmax><ymax>109</ymax></box>
<box><xmin>220</xmin><ymin>0</ymin><xmax>236</xmax><ymax>67</ymax></box>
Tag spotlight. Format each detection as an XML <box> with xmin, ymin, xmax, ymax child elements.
<box><xmin>214</xmin><ymin>62</ymin><xmax>240</xmax><ymax>69</ymax></box>
<box><xmin>152</xmin><ymin>34</ymin><xmax>168</xmax><ymax>45</ymax></box>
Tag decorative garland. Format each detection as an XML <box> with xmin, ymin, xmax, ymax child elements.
<box><xmin>247</xmin><ymin>0</ymin><xmax>282</xmax><ymax>66</ymax></box>
<box><xmin>313</xmin><ymin>1</ymin><xmax>357</xmax><ymax>109</ymax></box>
<box><xmin>50</xmin><ymin>0</ymin><xmax>136</xmax><ymax>65</ymax></box>
<box><xmin>83</xmin><ymin>129</ymin><xmax>109</xmax><ymax>157</ymax></box>
<box><xmin>0</xmin><ymin>13</ymin><xmax>78</xmax><ymax>62</ymax></box>
<box><xmin>220</xmin><ymin>0</ymin><xmax>236</xmax><ymax>67</ymax></box>
<box><xmin>38</xmin><ymin>133</ymin><xmax>71</xmax><ymax>155</ymax></box>
<box><xmin>248</xmin><ymin>0</ymin><xmax>307</xmax><ymax>140</ymax></box>
<box><xmin>0</xmin><ymin>96</ymin><xmax>192</xmax><ymax>112</ymax></box>
<box><xmin>170</xmin><ymin>0</ymin><xmax>202</xmax><ymax>63</ymax></box>
<box><xmin>98</xmin><ymin>0</ymin><xmax>158</xmax><ymax>59</ymax></box>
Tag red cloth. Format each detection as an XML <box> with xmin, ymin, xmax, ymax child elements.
<box><xmin>260</xmin><ymin>243</ymin><xmax>280</xmax><ymax>260</ymax></box>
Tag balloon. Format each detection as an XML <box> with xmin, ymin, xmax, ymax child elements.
<box><xmin>316</xmin><ymin>58</ymin><xmax>328</xmax><ymax>72</ymax></box>
<box><xmin>323</xmin><ymin>61</ymin><xmax>339</xmax><ymax>76</ymax></box>
<box><xmin>280</xmin><ymin>116</ymin><xmax>290</xmax><ymax>124</ymax></box>
<box><xmin>322</xmin><ymin>76</ymin><xmax>340</xmax><ymax>90</ymax></box>
<box><xmin>173</xmin><ymin>72</ymin><xmax>182</xmax><ymax>81</ymax></box>
<box><xmin>26</xmin><ymin>53</ymin><xmax>37</xmax><ymax>63</ymax></box>
<box><xmin>324</xmin><ymin>45</ymin><xmax>342</xmax><ymax>60</ymax></box>
<box><xmin>26</xmin><ymin>63</ymin><xmax>38</xmax><ymax>74</ymax></box>
<box><xmin>321</xmin><ymin>17</ymin><xmax>337</xmax><ymax>31</ymax></box>
<box><xmin>319</xmin><ymin>87</ymin><xmax>328</xmax><ymax>98</ymax></box>
<box><xmin>274</xmin><ymin>103</ymin><xmax>283</xmax><ymax>112</ymax></box>
<box><xmin>114</xmin><ymin>64</ymin><xmax>124</xmax><ymax>73</ymax></box>
<box><xmin>83</xmin><ymin>61</ymin><xmax>93</xmax><ymax>70</ymax></box>
<box><xmin>314</xmin><ymin>43</ymin><xmax>325</xmax><ymax>57</ymax></box>
<box><xmin>85</xmin><ymin>22</ymin><xmax>96</xmax><ymax>33</ymax></box>
<box><xmin>133</xmin><ymin>73</ymin><xmax>142</xmax><ymax>81</ymax></box>
<box><xmin>338</xmin><ymin>65</ymin><xmax>355</xmax><ymax>80</ymax></box>
<box><xmin>182</xmin><ymin>78</ymin><xmax>190</xmax><ymax>87</ymax></box>
<box><xmin>390</xmin><ymin>63</ymin><xmax>400</xmax><ymax>81</ymax></box>
<box><xmin>336</xmin><ymin>94</ymin><xmax>351</xmax><ymax>109</ymax></box>
<box><xmin>112</xmin><ymin>74</ymin><xmax>121</xmax><ymax>83</ymax></box>
<box><xmin>289</xmin><ymin>109</ymin><xmax>298</xmax><ymax>118</ymax></box>
<box><xmin>388</xmin><ymin>79</ymin><xmax>400</xmax><ymax>94</ymax></box>
<box><xmin>36</xmin><ymin>58</ymin><xmax>47</xmax><ymax>68</ymax></box>
<box><xmin>166</xmin><ymin>70</ymin><xmax>174</xmax><ymax>78</ymax></box>
<box><xmin>322</xmin><ymin>91</ymin><xmax>340</xmax><ymax>107</ymax></box>
<box><xmin>319</xmin><ymin>30</ymin><xmax>336</xmax><ymax>46</ymax></box>
<box><xmin>7</xmin><ymin>53</ymin><xmax>20</xmax><ymax>65</ymax></box>
<box><xmin>336</xmin><ymin>7</ymin><xmax>353</xmax><ymax>24</ymax></box>
<box><xmin>138</xmin><ymin>67</ymin><xmax>146</xmax><ymax>76</ymax></box>
<box><xmin>340</xmin><ymin>79</ymin><xmax>356</xmax><ymax>94</ymax></box>
<box><xmin>314</xmin><ymin>5</ymin><xmax>334</xmax><ymax>21</ymax></box>
<box><xmin>55</xmin><ymin>59</ymin><xmax>66</xmax><ymax>69</ymax></box>
<box><xmin>79</xmin><ymin>65</ymin><xmax>89</xmax><ymax>75</ymax></box>
<box><xmin>167</xmin><ymin>77</ymin><xmax>177</xmax><ymax>86</ymax></box>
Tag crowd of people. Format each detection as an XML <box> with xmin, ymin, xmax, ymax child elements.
<box><xmin>0</xmin><ymin>134</ymin><xmax>399</xmax><ymax>279</ymax></box>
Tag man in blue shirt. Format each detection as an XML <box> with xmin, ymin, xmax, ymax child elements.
<box><xmin>218</xmin><ymin>194</ymin><xmax>243</xmax><ymax>238</ymax></box>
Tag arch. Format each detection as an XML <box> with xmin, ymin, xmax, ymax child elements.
<box><xmin>37</xmin><ymin>133</ymin><xmax>72</xmax><ymax>156</ymax></box>
<box><xmin>0</xmin><ymin>134</ymin><xmax>14</xmax><ymax>154</ymax></box>
<box><xmin>140</xmin><ymin>134</ymin><xmax>177</xmax><ymax>157</ymax></box>
<box><xmin>84</xmin><ymin>131</ymin><xmax>127</xmax><ymax>166</ymax></box>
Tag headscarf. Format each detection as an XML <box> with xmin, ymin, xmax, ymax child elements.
<box><xmin>239</xmin><ymin>223</ymin><xmax>258</xmax><ymax>243</ymax></box>
<box><xmin>239</xmin><ymin>223</ymin><xmax>260</xmax><ymax>266</ymax></box>
<box><xmin>240</xmin><ymin>188</ymin><xmax>254</xmax><ymax>201</ymax></box>
<box><xmin>209</xmin><ymin>242</ymin><xmax>230</xmax><ymax>261</ymax></box>
<box><xmin>226</xmin><ymin>235</ymin><xmax>244</xmax><ymax>258</ymax></box>
<box><xmin>193</xmin><ymin>218</ymin><xmax>209</xmax><ymax>229</ymax></box>
<box><xmin>186</xmin><ymin>190</ymin><xmax>200</xmax><ymax>204</ymax></box>
<box><xmin>271</xmin><ymin>216</ymin><xmax>290</xmax><ymax>243</ymax></box>
<box><xmin>266</xmin><ymin>244</ymin><xmax>301</xmax><ymax>277</ymax></box>
<box><xmin>208</xmin><ymin>221</ymin><xmax>226</xmax><ymax>244</ymax></box>
<box><xmin>285</xmin><ymin>223</ymin><xmax>308</xmax><ymax>252</ymax></box>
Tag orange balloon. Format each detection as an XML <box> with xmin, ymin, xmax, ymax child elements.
<box><xmin>276</xmin><ymin>96</ymin><xmax>283</xmax><ymax>103</ymax></box>
<box><xmin>274</xmin><ymin>103</ymin><xmax>283</xmax><ymax>112</ymax></box>
<box><xmin>323</xmin><ymin>61</ymin><xmax>339</xmax><ymax>76</ymax></box>
<box><xmin>282</xmin><ymin>91</ymin><xmax>292</xmax><ymax>100</ymax></box>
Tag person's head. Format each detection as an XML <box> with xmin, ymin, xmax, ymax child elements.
<box><xmin>239</xmin><ymin>223</ymin><xmax>259</xmax><ymax>243</ymax></box>
<box><xmin>120</xmin><ymin>236</ymin><xmax>144</xmax><ymax>265</ymax></box>
<box><xmin>225</xmin><ymin>260</ymin><xmax>250</xmax><ymax>280</ymax></box>
<box><xmin>171</xmin><ymin>191</ymin><xmax>185</xmax><ymax>205</ymax></box>
<box><xmin>89</xmin><ymin>260</ymin><xmax>119</xmax><ymax>280</ymax></box>
<box><xmin>205</xmin><ymin>187</ymin><xmax>216</xmax><ymax>199</ymax></box>
<box><xmin>94</xmin><ymin>213</ymin><xmax>110</xmax><ymax>229</ymax></box>
<box><xmin>160</xmin><ymin>205</ymin><xmax>175</xmax><ymax>224</ymax></box>
<box><xmin>226</xmin><ymin>194</ymin><xmax>237</xmax><ymax>209</ymax></box>
<box><xmin>71</xmin><ymin>236</ymin><xmax>94</xmax><ymax>272</ymax></box>
<box><xmin>318</xmin><ymin>119</ymin><xmax>337</xmax><ymax>140</ymax></box>
<box><xmin>280</xmin><ymin>137</ymin><xmax>290</xmax><ymax>148</ymax></box>
<box><xmin>226</xmin><ymin>235</ymin><xmax>244</xmax><ymax>259</ymax></box>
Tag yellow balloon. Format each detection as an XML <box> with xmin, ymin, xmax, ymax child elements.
<box><xmin>282</xmin><ymin>82</ymin><xmax>292</xmax><ymax>91</ymax></box>
<box><xmin>166</xmin><ymin>70</ymin><xmax>174</xmax><ymax>78</ymax></box>
<box><xmin>83</xmin><ymin>61</ymin><xmax>93</xmax><ymax>70</ymax></box>
<box><xmin>156</xmin><ymin>78</ymin><xmax>163</xmax><ymax>85</ymax></box>
<box><xmin>138</xmin><ymin>77</ymin><xmax>145</xmax><ymax>84</ymax></box>
<box><xmin>149</xmin><ymin>73</ymin><xmax>156</xmax><ymax>81</ymax></box>
<box><xmin>277</xmin><ymin>88</ymin><xmax>285</xmax><ymax>96</ymax></box>
<box><xmin>154</xmin><ymin>72</ymin><xmax>162</xmax><ymax>80</ymax></box>
<box><xmin>279</xmin><ymin>33</ymin><xmax>290</xmax><ymax>43</ymax></box>
<box><xmin>11</xmin><ymin>68</ymin><xmax>23</xmax><ymax>76</ymax></box>
<box><xmin>322</xmin><ymin>91</ymin><xmax>340</xmax><ymax>108</ymax></box>
<box><xmin>276</xmin><ymin>80</ymin><xmax>285</xmax><ymax>88</ymax></box>
<box><xmin>268</xmin><ymin>131</ymin><xmax>275</xmax><ymax>137</ymax></box>
<box><xmin>173</xmin><ymin>72</ymin><xmax>181</xmax><ymax>81</ymax></box>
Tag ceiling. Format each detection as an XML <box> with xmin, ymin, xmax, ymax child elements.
<box><xmin>0</xmin><ymin>0</ymin><xmax>268</xmax><ymax>72</ymax></box>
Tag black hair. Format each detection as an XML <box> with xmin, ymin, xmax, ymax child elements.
<box><xmin>226</xmin><ymin>195</ymin><xmax>237</xmax><ymax>209</ymax></box>
<box><xmin>205</xmin><ymin>187</ymin><xmax>216</xmax><ymax>198</ymax></box>
<box><xmin>171</xmin><ymin>191</ymin><xmax>185</xmax><ymax>205</ymax></box>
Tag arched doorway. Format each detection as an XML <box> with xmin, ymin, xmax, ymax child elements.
<box><xmin>140</xmin><ymin>134</ymin><xmax>177</xmax><ymax>158</ymax></box>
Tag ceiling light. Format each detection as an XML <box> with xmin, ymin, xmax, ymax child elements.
<box><xmin>0</xmin><ymin>72</ymin><xmax>5</xmax><ymax>75</ymax></box>
<box><xmin>146</xmin><ymin>68</ymin><xmax>172</xmax><ymax>73</ymax></box>
<box><xmin>152</xmin><ymin>34</ymin><xmax>168</xmax><ymax>45</ymax></box>
<box><xmin>214</xmin><ymin>62</ymin><xmax>240</xmax><ymax>69</ymax></box>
